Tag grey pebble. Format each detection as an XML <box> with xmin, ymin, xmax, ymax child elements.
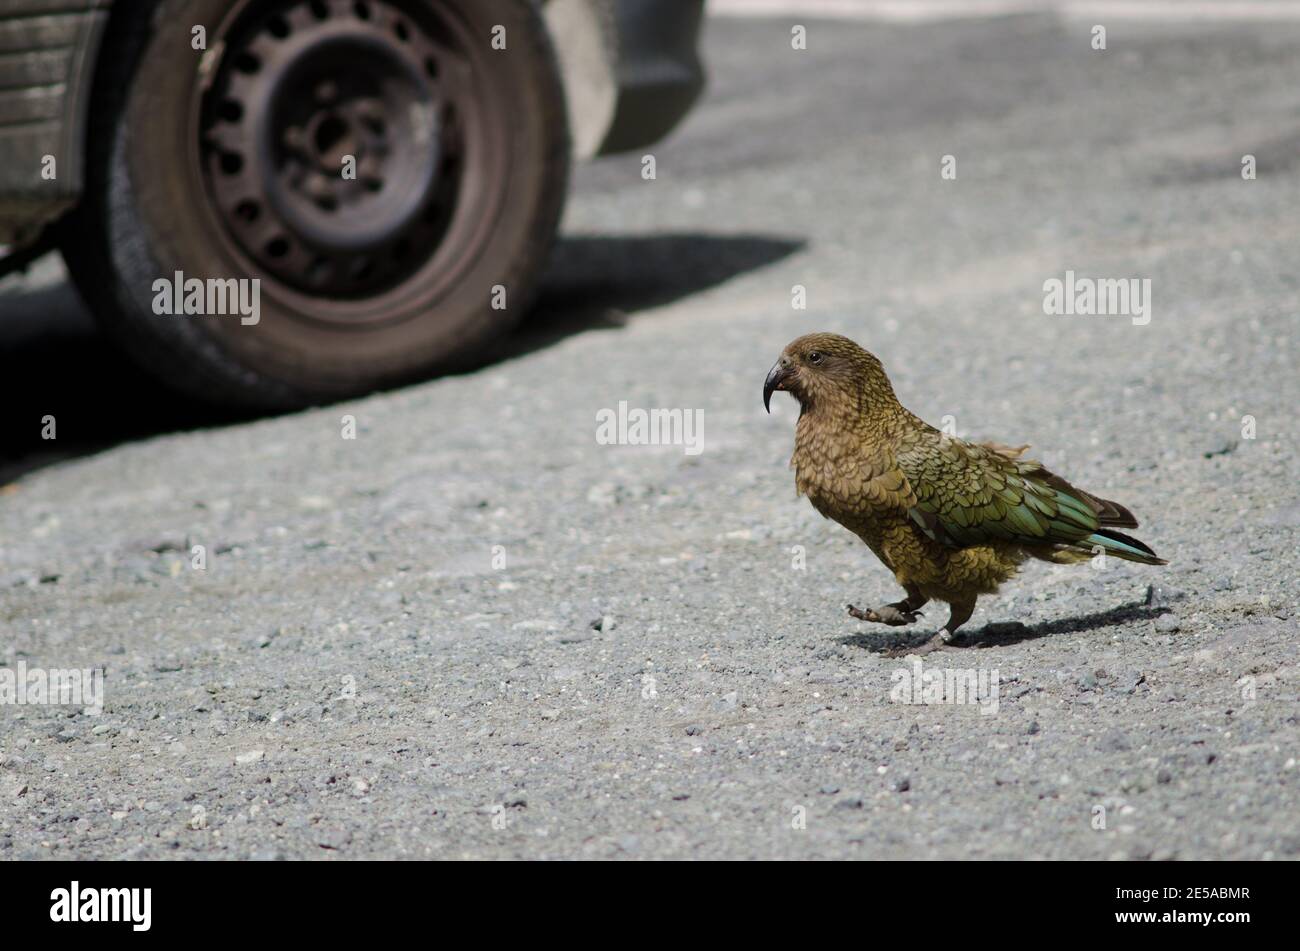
<box><xmin>315</xmin><ymin>827</ymin><xmax>352</xmax><ymax>850</ymax></box>
<box><xmin>1098</xmin><ymin>729</ymin><xmax>1131</xmax><ymax>753</ymax></box>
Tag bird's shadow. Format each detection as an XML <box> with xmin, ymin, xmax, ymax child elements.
<box><xmin>837</xmin><ymin>600</ymin><xmax>1170</xmax><ymax>654</ymax></box>
<box><xmin>0</xmin><ymin>231</ymin><xmax>804</xmax><ymax>483</ymax></box>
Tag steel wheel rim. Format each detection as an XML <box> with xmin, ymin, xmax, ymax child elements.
<box><xmin>194</xmin><ymin>0</ymin><xmax>502</xmax><ymax>317</ymax></box>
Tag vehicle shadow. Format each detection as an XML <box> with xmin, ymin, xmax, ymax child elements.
<box><xmin>482</xmin><ymin>232</ymin><xmax>805</xmax><ymax>363</ymax></box>
<box><xmin>837</xmin><ymin>600</ymin><xmax>1169</xmax><ymax>654</ymax></box>
<box><xmin>0</xmin><ymin>231</ymin><xmax>804</xmax><ymax>483</ymax></box>
<box><xmin>0</xmin><ymin>280</ymin><xmax>241</xmax><ymax>486</ymax></box>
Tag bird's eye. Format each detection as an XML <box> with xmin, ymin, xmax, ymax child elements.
<box><xmin>808</xmin><ymin>351</ymin><xmax>824</xmax><ymax>365</ymax></box>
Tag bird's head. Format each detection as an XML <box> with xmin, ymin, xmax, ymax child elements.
<box><xmin>763</xmin><ymin>332</ymin><xmax>896</xmax><ymax>415</ymax></box>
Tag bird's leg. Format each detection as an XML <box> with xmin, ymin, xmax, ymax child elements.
<box><xmin>848</xmin><ymin>584</ymin><xmax>928</xmax><ymax>626</ymax></box>
<box><xmin>884</xmin><ymin>595</ymin><xmax>976</xmax><ymax>657</ymax></box>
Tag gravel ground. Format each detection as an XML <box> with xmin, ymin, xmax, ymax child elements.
<box><xmin>1</xmin><ymin>11</ymin><xmax>1297</xmax><ymax>860</ymax></box>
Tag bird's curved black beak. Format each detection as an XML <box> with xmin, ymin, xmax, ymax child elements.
<box><xmin>763</xmin><ymin>361</ymin><xmax>792</xmax><ymax>413</ymax></box>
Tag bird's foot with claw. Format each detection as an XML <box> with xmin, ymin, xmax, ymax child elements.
<box><xmin>882</xmin><ymin>629</ymin><xmax>958</xmax><ymax>658</ymax></box>
<box><xmin>847</xmin><ymin>603</ymin><xmax>923</xmax><ymax>626</ymax></box>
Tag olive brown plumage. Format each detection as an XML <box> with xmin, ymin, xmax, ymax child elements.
<box><xmin>764</xmin><ymin>332</ymin><xmax>1166</xmax><ymax>656</ymax></box>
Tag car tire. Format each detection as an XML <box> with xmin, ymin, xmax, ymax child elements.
<box><xmin>63</xmin><ymin>0</ymin><xmax>570</xmax><ymax>409</ymax></box>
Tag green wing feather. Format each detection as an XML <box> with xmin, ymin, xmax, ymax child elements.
<box><xmin>897</xmin><ymin>436</ymin><xmax>1099</xmax><ymax>548</ymax></box>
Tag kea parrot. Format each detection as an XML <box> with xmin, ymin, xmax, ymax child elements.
<box><xmin>764</xmin><ymin>332</ymin><xmax>1166</xmax><ymax>656</ymax></box>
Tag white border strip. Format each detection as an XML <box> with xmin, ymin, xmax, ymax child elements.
<box><xmin>710</xmin><ymin>1</ymin><xmax>1300</xmax><ymax>22</ymax></box>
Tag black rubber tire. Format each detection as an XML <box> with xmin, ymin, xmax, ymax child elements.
<box><xmin>63</xmin><ymin>0</ymin><xmax>570</xmax><ymax>410</ymax></box>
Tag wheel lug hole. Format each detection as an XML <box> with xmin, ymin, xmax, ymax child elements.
<box><xmin>313</xmin><ymin>115</ymin><xmax>350</xmax><ymax>157</ymax></box>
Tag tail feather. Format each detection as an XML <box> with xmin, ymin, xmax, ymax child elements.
<box><xmin>1084</xmin><ymin>494</ymin><xmax>1139</xmax><ymax>529</ymax></box>
<box><xmin>1038</xmin><ymin>471</ymin><xmax>1140</xmax><ymax>529</ymax></box>
<box><xmin>1084</xmin><ymin>528</ymin><xmax>1167</xmax><ymax>565</ymax></box>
